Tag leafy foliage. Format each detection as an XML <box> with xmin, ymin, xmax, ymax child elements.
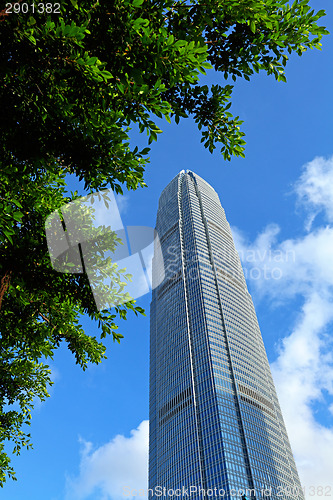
<box><xmin>0</xmin><ymin>0</ymin><xmax>328</xmax><ymax>485</ymax></box>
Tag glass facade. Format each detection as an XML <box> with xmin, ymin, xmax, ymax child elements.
<box><xmin>149</xmin><ymin>171</ymin><xmax>304</xmax><ymax>500</ymax></box>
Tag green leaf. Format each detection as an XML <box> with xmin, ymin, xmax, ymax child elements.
<box><xmin>167</xmin><ymin>34</ymin><xmax>174</xmax><ymax>46</ymax></box>
<box><xmin>140</xmin><ymin>147</ymin><xmax>150</xmax><ymax>155</ymax></box>
<box><xmin>11</xmin><ymin>199</ymin><xmax>23</xmax><ymax>208</ymax></box>
<box><xmin>3</xmin><ymin>230</ymin><xmax>13</xmax><ymax>244</ymax></box>
<box><xmin>27</xmin><ymin>16</ymin><xmax>36</xmax><ymax>26</ymax></box>
<box><xmin>12</xmin><ymin>212</ymin><xmax>23</xmax><ymax>222</ymax></box>
<box><xmin>27</xmin><ymin>35</ymin><xmax>36</xmax><ymax>45</ymax></box>
<box><xmin>86</xmin><ymin>57</ymin><xmax>98</xmax><ymax>65</ymax></box>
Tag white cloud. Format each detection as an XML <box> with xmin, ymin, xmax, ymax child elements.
<box><xmin>66</xmin><ymin>421</ymin><xmax>148</xmax><ymax>500</ymax></box>
<box><xmin>233</xmin><ymin>224</ymin><xmax>333</xmax><ymax>300</ymax></box>
<box><xmin>294</xmin><ymin>155</ymin><xmax>333</xmax><ymax>228</ymax></box>
<box><xmin>232</xmin><ymin>156</ymin><xmax>333</xmax><ymax>498</ymax></box>
<box><xmin>271</xmin><ymin>292</ymin><xmax>333</xmax><ymax>490</ymax></box>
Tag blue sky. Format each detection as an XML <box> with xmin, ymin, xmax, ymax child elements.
<box><xmin>4</xmin><ymin>1</ymin><xmax>333</xmax><ymax>499</ymax></box>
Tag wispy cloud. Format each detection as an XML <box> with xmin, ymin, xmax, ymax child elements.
<box><xmin>271</xmin><ymin>293</ymin><xmax>333</xmax><ymax>489</ymax></box>
<box><xmin>294</xmin><ymin>155</ymin><xmax>333</xmax><ymax>228</ymax></box>
<box><xmin>232</xmin><ymin>224</ymin><xmax>333</xmax><ymax>301</ymax></box>
<box><xmin>66</xmin><ymin>421</ymin><xmax>148</xmax><ymax>500</ymax></box>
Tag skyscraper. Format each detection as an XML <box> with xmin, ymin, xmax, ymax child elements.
<box><xmin>149</xmin><ymin>171</ymin><xmax>303</xmax><ymax>499</ymax></box>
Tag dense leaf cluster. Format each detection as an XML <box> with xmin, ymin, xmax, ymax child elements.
<box><xmin>0</xmin><ymin>0</ymin><xmax>328</xmax><ymax>485</ymax></box>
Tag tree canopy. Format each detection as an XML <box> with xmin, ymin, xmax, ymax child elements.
<box><xmin>0</xmin><ymin>0</ymin><xmax>328</xmax><ymax>485</ymax></box>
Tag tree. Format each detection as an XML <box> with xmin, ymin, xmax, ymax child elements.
<box><xmin>0</xmin><ymin>0</ymin><xmax>328</xmax><ymax>485</ymax></box>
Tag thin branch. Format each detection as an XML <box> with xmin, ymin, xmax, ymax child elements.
<box><xmin>0</xmin><ymin>270</ymin><xmax>12</xmax><ymax>310</ymax></box>
<box><xmin>39</xmin><ymin>312</ymin><xmax>49</xmax><ymax>323</ymax></box>
<box><xmin>0</xmin><ymin>0</ymin><xmax>24</xmax><ymax>21</ymax></box>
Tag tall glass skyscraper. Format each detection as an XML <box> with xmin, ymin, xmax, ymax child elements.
<box><xmin>149</xmin><ymin>171</ymin><xmax>303</xmax><ymax>499</ymax></box>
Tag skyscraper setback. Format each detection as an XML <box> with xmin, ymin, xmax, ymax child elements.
<box><xmin>149</xmin><ymin>171</ymin><xmax>303</xmax><ymax>499</ymax></box>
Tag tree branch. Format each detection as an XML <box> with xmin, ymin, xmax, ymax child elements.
<box><xmin>0</xmin><ymin>270</ymin><xmax>12</xmax><ymax>310</ymax></box>
<box><xmin>0</xmin><ymin>0</ymin><xmax>24</xmax><ymax>20</ymax></box>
